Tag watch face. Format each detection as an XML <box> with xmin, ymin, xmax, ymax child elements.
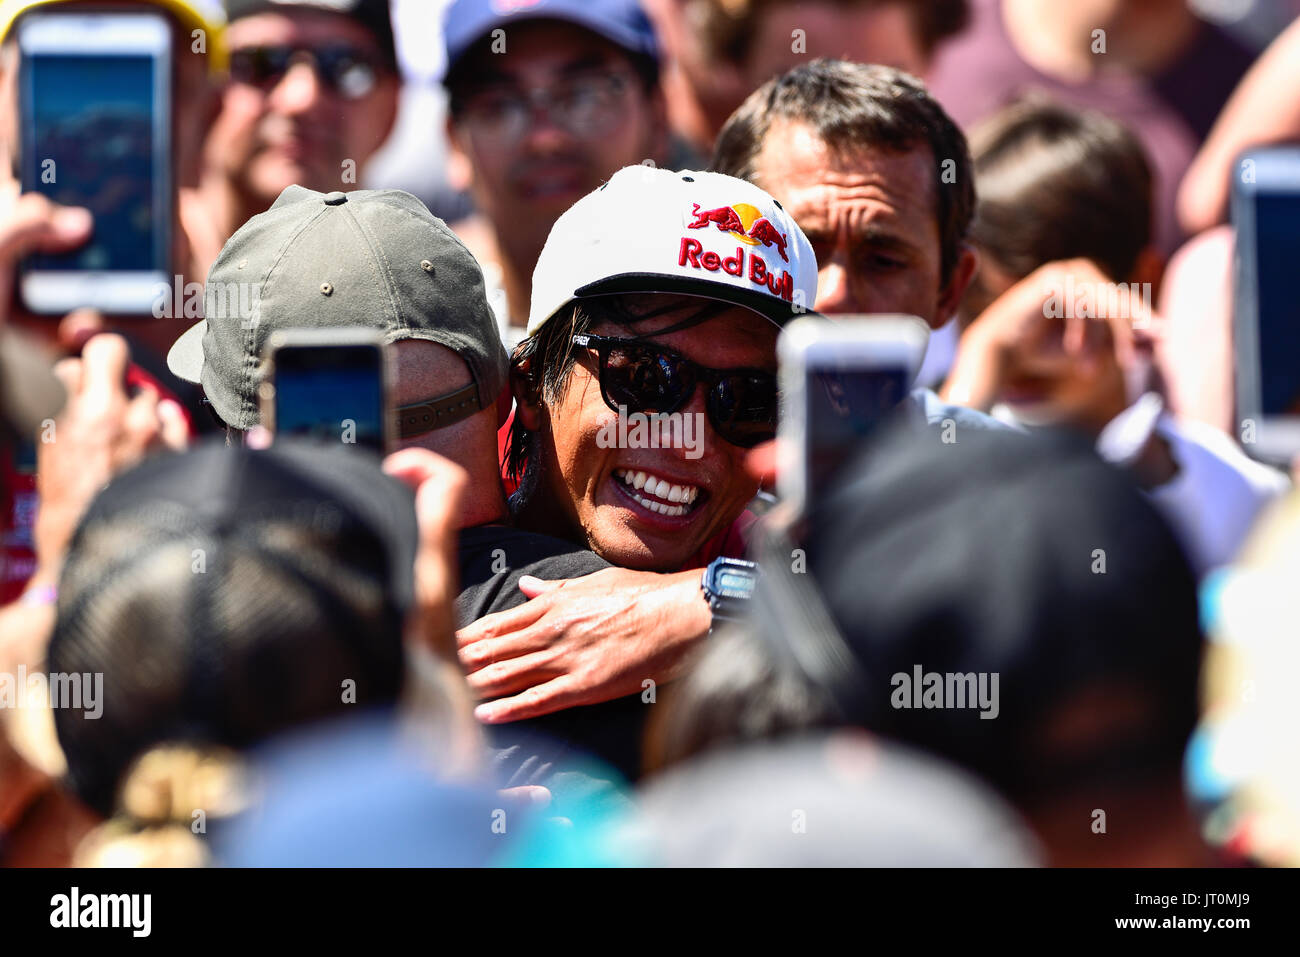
<box><xmin>716</xmin><ymin>568</ymin><xmax>756</xmax><ymax>599</ymax></box>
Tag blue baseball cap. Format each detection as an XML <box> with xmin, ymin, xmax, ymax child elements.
<box><xmin>442</xmin><ymin>0</ymin><xmax>659</xmax><ymax>82</ymax></box>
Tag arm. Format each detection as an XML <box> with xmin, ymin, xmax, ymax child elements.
<box><xmin>456</xmin><ymin>566</ymin><xmax>713</xmax><ymax>723</ymax></box>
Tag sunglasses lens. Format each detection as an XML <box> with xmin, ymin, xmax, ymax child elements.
<box><xmin>601</xmin><ymin>345</ymin><xmax>693</xmax><ymax>415</ymax></box>
<box><xmin>708</xmin><ymin>374</ymin><xmax>777</xmax><ymax>447</ymax></box>
<box><xmin>320</xmin><ymin>48</ymin><xmax>377</xmax><ymax>99</ymax></box>
<box><xmin>239</xmin><ymin>47</ymin><xmax>290</xmax><ymax>85</ymax></box>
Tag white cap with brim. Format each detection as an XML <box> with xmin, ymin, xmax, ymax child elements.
<box><xmin>527</xmin><ymin>166</ymin><xmax>819</xmax><ymax>336</ymax></box>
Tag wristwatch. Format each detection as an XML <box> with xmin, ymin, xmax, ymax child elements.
<box><xmin>701</xmin><ymin>557</ymin><xmax>759</xmax><ymax>630</ymax></box>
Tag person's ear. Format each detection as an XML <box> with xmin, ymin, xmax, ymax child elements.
<box><xmin>510</xmin><ymin>354</ymin><xmax>544</xmax><ymax>430</ymax></box>
<box><xmin>935</xmin><ymin>243</ymin><xmax>979</xmax><ymax>329</ymax></box>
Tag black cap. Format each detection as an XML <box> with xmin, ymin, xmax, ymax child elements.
<box><xmin>785</xmin><ymin>424</ymin><xmax>1203</xmax><ymax>799</ymax></box>
<box><xmin>48</xmin><ymin>437</ymin><xmax>417</xmax><ymax>814</ymax></box>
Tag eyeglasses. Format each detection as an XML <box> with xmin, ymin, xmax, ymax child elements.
<box><xmin>572</xmin><ymin>333</ymin><xmax>778</xmax><ymax>448</ymax></box>
<box><xmin>457</xmin><ymin>69</ymin><xmax>636</xmax><ymax>143</ymax></box>
<box><xmin>229</xmin><ymin>45</ymin><xmax>381</xmax><ymax>100</ymax></box>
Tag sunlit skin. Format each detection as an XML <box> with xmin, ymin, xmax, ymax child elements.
<box><xmin>750</xmin><ymin>120</ymin><xmax>976</xmax><ymax>327</ymax></box>
<box><xmin>211</xmin><ymin>10</ymin><xmax>398</xmax><ymax>208</ymax></box>
<box><xmin>516</xmin><ymin>295</ymin><xmax>778</xmax><ymax>572</ymax></box>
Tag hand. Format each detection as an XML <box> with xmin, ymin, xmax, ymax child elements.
<box><xmin>457</xmin><ymin>566</ymin><xmax>712</xmax><ymax>723</ymax></box>
<box><xmin>0</xmin><ymin>189</ymin><xmax>92</xmax><ymax>325</ymax></box>
<box><xmin>31</xmin><ymin>334</ymin><xmax>188</xmax><ymax>587</ymax></box>
<box><xmin>382</xmin><ymin>447</ymin><xmax>468</xmax><ymax>659</ymax></box>
<box><xmin>942</xmin><ymin>259</ymin><xmax>1141</xmax><ymax>436</ymax></box>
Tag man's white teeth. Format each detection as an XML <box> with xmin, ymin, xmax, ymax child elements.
<box><xmin>615</xmin><ymin>469</ymin><xmax>700</xmax><ymax>514</ymax></box>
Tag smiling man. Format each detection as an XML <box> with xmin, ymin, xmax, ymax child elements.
<box><xmin>442</xmin><ymin>0</ymin><xmax>668</xmax><ymax>340</ymax></box>
<box><xmin>506</xmin><ymin>165</ymin><xmax>816</xmax><ymax>572</ymax></box>
<box><xmin>195</xmin><ymin>0</ymin><xmax>401</xmax><ymax>273</ymax></box>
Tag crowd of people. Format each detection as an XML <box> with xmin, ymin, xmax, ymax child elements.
<box><xmin>1</xmin><ymin>0</ymin><xmax>1300</xmax><ymax>868</ymax></box>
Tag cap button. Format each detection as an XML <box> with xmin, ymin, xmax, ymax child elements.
<box><xmin>323</xmin><ymin>191</ymin><xmax>347</xmax><ymax>206</ymax></box>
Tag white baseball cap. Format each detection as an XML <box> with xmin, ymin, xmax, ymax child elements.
<box><xmin>527</xmin><ymin>166</ymin><xmax>819</xmax><ymax>336</ymax></box>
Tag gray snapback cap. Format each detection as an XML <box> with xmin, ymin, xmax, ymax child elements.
<box><xmin>168</xmin><ymin>186</ymin><xmax>508</xmax><ymax>430</ymax></box>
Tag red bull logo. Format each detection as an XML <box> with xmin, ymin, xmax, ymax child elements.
<box><xmin>687</xmin><ymin>202</ymin><xmax>789</xmax><ymax>262</ymax></box>
<box><xmin>677</xmin><ymin>239</ymin><xmax>795</xmax><ymax>301</ymax></box>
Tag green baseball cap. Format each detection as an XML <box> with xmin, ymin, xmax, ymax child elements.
<box><xmin>167</xmin><ymin>186</ymin><xmax>508</xmax><ymax>431</ymax></box>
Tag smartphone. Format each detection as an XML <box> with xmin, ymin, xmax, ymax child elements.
<box><xmin>1233</xmin><ymin>146</ymin><xmax>1300</xmax><ymax>465</ymax></box>
<box><xmin>260</xmin><ymin>329</ymin><xmax>392</xmax><ymax>454</ymax></box>
<box><xmin>778</xmin><ymin>315</ymin><xmax>930</xmax><ymax>515</ymax></box>
<box><xmin>17</xmin><ymin>11</ymin><xmax>172</xmax><ymax>315</ymax></box>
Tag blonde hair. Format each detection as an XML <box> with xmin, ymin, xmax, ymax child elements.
<box><xmin>73</xmin><ymin>744</ymin><xmax>251</xmax><ymax>868</ymax></box>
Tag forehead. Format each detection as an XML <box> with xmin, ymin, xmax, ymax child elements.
<box><xmin>225</xmin><ymin>10</ymin><xmax>381</xmax><ymax>51</ymax></box>
<box><xmin>457</xmin><ymin>20</ymin><xmax>634</xmax><ymax>84</ymax></box>
<box><xmin>753</xmin><ymin>121</ymin><xmax>939</xmax><ymax>237</ymax></box>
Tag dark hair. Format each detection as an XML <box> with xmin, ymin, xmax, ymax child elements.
<box><xmin>712</xmin><ymin>59</ymin><xmax>975</xmax><ymax>283</ymax></box>
<box><xmin>967</xmin><ymin>98</ymin><xmax>1153</xmax><ymax>282</ymax></box>
<box><xmin>643</xmin><ymin>626</ymin><xmax>836</xmax><ymax>774</ymax></box>
<box><xmin>692</xmin><ymin>0</ymin><xmax>969</xmax><ymax>66</ymax></box>
<box><xmin>49</xmin><ymin>505</ymin><xmax>406</xmax><ymax>816</ymax></box>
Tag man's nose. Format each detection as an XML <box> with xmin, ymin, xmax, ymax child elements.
<box><xmin>270</xmin><ymin>60</ymin><xmax>326</xmax><ymax>115</ymax></box>
<box><xmin>815</xmin><ymin>259</ymin><xmax>864</xmax><ymax>315</ymax></box>
<box><xmin>521</xmin><ymin>103</ymin><xmax>575</xmax><ymax>153</ymax></box>
<box><xmin>670</xmin><ymin>383</ymin><xmax>719</xmax><ymax>460</ymax></box>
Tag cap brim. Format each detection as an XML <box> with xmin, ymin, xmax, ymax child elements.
<box><xmin>0</xmin><ymin>330</ymin><xmax>65</xmax><ymax>435</ymax></box>
<box><xmin>166</xmin><ymin>320</ymin><xmax>208</xmax><ymax>384</ymax></box>
<box><xmin>574</xmin><ymin>273</ymin><xmax>819</xmax><ymax>327</ymax></box>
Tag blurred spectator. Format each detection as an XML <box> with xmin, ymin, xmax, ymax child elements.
<box><xmin>511</xmin><ymin>731</ymin><xmax>1041</xmax><ymax>866</ymax></box>
<box><xmin>712</xmin><ymin>60</ymin><xmax>1003</xmax><ymax>431</ymax></box>
<box><xmin>194</xmin><ymin>0</ymin><xmax>400</xmax><ymax>275</ymax></box>
<box><xmin>1157</xmin><ymin>18</ymin><xmax>1300</xmax><ymax>434</ymax></box>
<box><xmin>41</xmin><ymin>438</ymin><xmax>478</xmax><ymax>862</ymax></box>
<box><xmin>441</xmin><ymin>0</ymin><xmax>668</xmax><ymax>341</ymax></box>
<box><xmin>940</xmin><ymin>101</ymin><xmax>1288</xmax><ymax>574</ymax></box>
<box><xmin>213</xmin><ymin>712</ymin><xmax>541</xmax><ymax>867</ymax></box>
<box><xmin>958</xmin><ymin>99</ymin><xmax>1160</xmax><ymax>330</ymax></box>
<box><xmin>649</xmin><ymin>424</ymin><xmax>1219</xmax><ymax>865</ymax></box>
<box><xmin>644</xmin><ymin>0</ymin><xmax>969</xmax><ymax>162</ymax></box>
<box><xmin>1192</xmin><ymin>489</ymin><xmax>1300</xmax><ymax>866</ymax></box>
<box><xmin>926</xmin><ymin>0</ymin><xmax>1258</xmax><ymax>255</ymax></box>
<box><xmin>0</xmin><ymin>0</ymin><xmax>220</xmax><ymax>383</ymax></box>
<box><xmin>1179</xmin><ymin>15</ymin><xmax>1300</xmax><ymax>234</ymax></box>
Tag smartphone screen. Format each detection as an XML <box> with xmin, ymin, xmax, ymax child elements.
<box><xmin>1251</xmin><ymin>191</ymin><xmax>1300</xmax><ymax>417</ymax></box>
<box><xmin>25</xmin><ymin>54</ymin><xmax>162</xmax><ymax>271</ymax></box>
<box><xmin>806</xmin><ymin>365</ymin><xmax>910</xmax><ymax>498</ymax></box>
<box><xmin>18</xmin><ymin>13</ymin><xmax>171</xmax><ymax>314</ymax></box>
<box><xmin>273</xmin><ymin>346</ymin><xmax>386</xmax><ymax>453</ymax></box>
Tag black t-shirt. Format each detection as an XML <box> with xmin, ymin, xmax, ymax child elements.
<box><xmin>456</xmin><ymin>525</ymin><xmax>652</xmax><ymax>784</ymax></box>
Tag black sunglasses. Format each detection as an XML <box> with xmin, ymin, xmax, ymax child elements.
<box><xmin>572</xmin><ymin>333</ymin><xmax>777</xmax><ymax>448</ymax></box>
<box><xmin>229</xmin><ymin>45</ymin><xmax>380</xmax><ymax>100</ymax></box>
